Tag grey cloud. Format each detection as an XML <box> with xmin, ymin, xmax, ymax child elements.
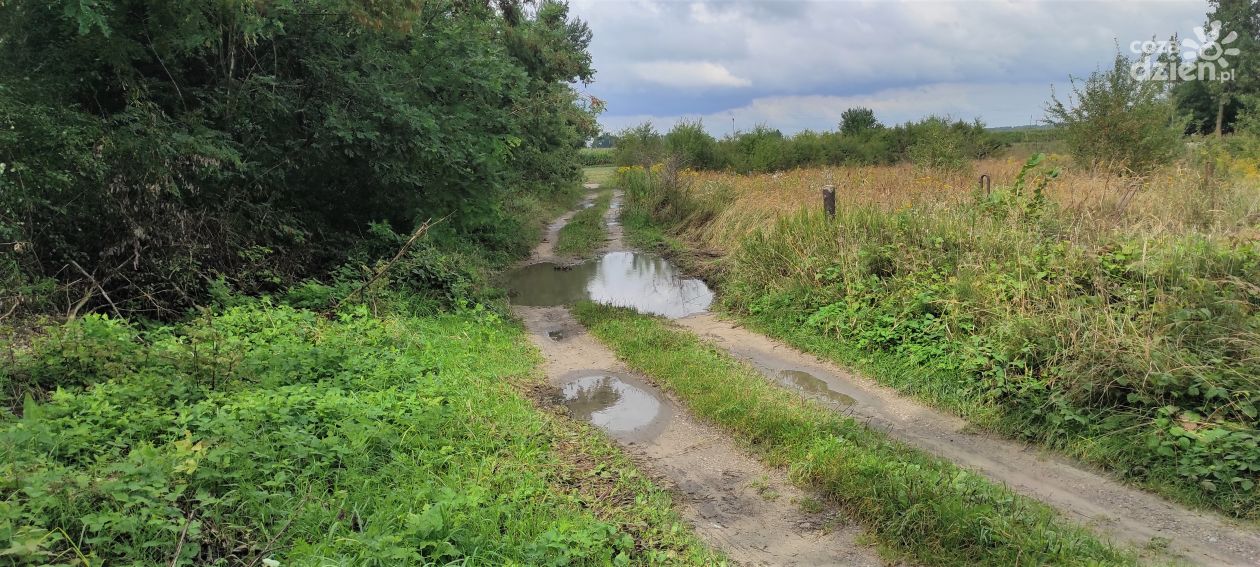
<box><xmin>571</xmin><ymin>0</ymin><xmax>1209</xmax><ymax>129</ymax></box>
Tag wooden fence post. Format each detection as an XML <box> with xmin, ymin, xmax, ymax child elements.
<box><xmin>822</xmin><ymin>185</ymin><xmax>836</xmax><ymax>219</ymax></box>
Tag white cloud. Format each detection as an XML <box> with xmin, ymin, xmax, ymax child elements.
<box><xmin>631</xmin><ymin>61</ymin><xmax>753</xmax><ymax>88</ymax></box>
<box><xmin>599</xmin><ymin>81</ymin><xmax>1066</xmax><ymax>135</ymax></box>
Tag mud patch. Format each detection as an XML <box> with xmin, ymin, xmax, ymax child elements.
<box><xmin>506</xmin><ymin>251</ymin><xmax>713</xmax><ymax>318</ymax></box>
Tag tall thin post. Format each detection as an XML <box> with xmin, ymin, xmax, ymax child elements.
<box><xmin>822</xmin><ymin>185</ymin><xmax>836</xmax><ymax>219</ymax></box>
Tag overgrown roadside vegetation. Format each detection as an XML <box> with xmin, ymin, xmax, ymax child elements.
<box><xmin>574</xmin><ymin>302</ymin><xmax>1134</xmax><ymax>567</ymax></box>
<box><xmin>0</xmin><ymin>1</ymin><xmax>728</xmax><ymax>563</ymax></box>
<box><xmin>0</xmin><ymin>0</ymin><xmax>601</xmax><ymax>318</ymax></box>
<box><xmin>555</xmin><ymin>190</ymin><xmax>613</xmax><ymax>256</ymax></box>
<box><xmin>0</xmin><ymin>299</ymin><xmax>718</xmax><ymax>565</ymax></box>
<box><xmin>614</xmin><ymin>143</ymin><xmax>1260</xmax><ymax>519</ymax></box>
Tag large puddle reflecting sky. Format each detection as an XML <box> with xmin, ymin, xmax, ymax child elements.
<box><xmin>506</xmin><ymin>251</ymin><xmax>713</xmax><ymax>318</ymax></box>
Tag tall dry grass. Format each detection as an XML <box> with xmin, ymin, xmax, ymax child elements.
<box><xmin>678</xmin><ymin>155</ymin><xmax>1260</xmax><ymax>253</ymax></box>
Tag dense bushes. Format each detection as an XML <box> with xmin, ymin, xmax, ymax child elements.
<box><xmin>612</xmin><ymin>113</ymin><xmax>1004</xmax><ymax>174</ymax></box>
<box><xmin>0</xmin><ymin>0</ymin><xmax>597</xmax><ymax>317</ymax></box>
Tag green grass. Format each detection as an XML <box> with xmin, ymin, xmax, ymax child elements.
<box><xmin>573</xmin><ymin>301</ymin><xmax>1136</xmax><ymax>567</ymax></box>
<box><xmin>620</xmin><ymin>208</ymin><xmax>683</xmax><ymax>255</ymax></box>
<box><xmin>583</xmin><ymin>165</ymin><xmax>617</xmax><ymax>186</ymax></box>
<box><xmin>555</xmin><ymin>190</ymin><xmax>612</xmax><ymax>256</ymax></box>
<box><xmin>0</xmin><ymin>300</ymin><xmax>719</xmax><ymax>565</ymax></box>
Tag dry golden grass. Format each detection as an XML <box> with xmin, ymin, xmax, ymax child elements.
<box><xmin>678</xmin><ymin>155</ymin><xmax>1260</xmax><ymax>253</ymax></box>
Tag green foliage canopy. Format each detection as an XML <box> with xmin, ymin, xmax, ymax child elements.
<box><xmin>0</xmin><ymin>0</ymin><xmax>598</xmax><ymax>316</ymax></box>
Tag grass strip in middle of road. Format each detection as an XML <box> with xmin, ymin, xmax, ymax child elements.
<box><xmin>554</xmin><ymin>190</ymin><xmax>612</xmax><ymax>256</ymax></box>
<box><xmin>573</xmin><ymin>301</ymin><xmax>1135</xmax><ymax>567</ymax></box>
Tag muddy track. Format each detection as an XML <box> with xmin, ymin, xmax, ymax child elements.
<box><xmin>676</xmin><ymin>314</ymin><xmax>1260</xmax><ymax>567</ymax></box>
<box><xmin>518</xmin><ymin>306</ymin><xmax>884</xmax><ymax>566</ymax></box>
<box><xmin>512</xmin><ymin>185</ymin><xmax>887</xmax><ymax>566</ymax></box>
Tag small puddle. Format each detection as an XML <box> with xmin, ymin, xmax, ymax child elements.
<box><xmin>507</xmin><ymin>251</ymin><xmax>713</xmax><ymax>318</ymax></box>
<box><xmin>547</xmin><ymin>330</ymin><xmax>566</xmax><ymax>341</ymax></box>
<box><xmin>607</xmin><ymin>197</ymin><xmax>622</xmax><ymax>226</ymax></box>
<box><xmin>560</xmin><ymin>374</ymin><xmax>668</xmax><ymax>438</ymax></box>
<box><xmin>778</xmin><ymin>369</ymin><xmax>856</xmax><ymax>406</ymax></box>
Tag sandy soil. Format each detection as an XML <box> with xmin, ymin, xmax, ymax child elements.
<box><xmin>676</xmin><ymin>313</ymin><xmax>1260</xmax><ymax>567</ymax></box>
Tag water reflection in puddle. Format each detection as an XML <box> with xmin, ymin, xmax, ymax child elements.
<box><xmin>607</xmin><ymin>198</ymin><xmax>621</xmax><ymax>226</ymax></box>
<box><xmin>507</xmin><ymin>251</ymin><xmax>713</xmax><ymax>318</ymax></box>
<box><xmin>778</xmin><ymin>369</ymin><xmax>856</xmax><ymax>406</ymax></box>
<box><xmin>561</xmin><ymin>374</ymin><xmax>664</xmax><ymax>435</ymax></box>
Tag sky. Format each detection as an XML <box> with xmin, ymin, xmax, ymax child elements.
<box><xmin>568</xmin><ymin>0</ymin><xmax>1211</xmax><ymax>135</ymax></box>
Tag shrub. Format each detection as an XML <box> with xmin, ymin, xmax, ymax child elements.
<box><xmin>907</xmin><ymin>117</ymin><xmax>972</xmax><ymax>172</ymax></box>
<box><xmin>1046</xmin><ymin>51</ymin><xmax>1186</xmax><ymax>174</ymax></box>
<box><xmin>0</xmin><ymin>0</ymin><xmax>596</xmax><ymax>316</ymax></box>
<box><xmin>664</xmin><ymin>120</ymin><xmax>718</xmax><ymax>169</ymax></box>
<box><xmin>613</xmin><ymin>122</ymin><xmax>666</xmax><ymax>166</ymax></box>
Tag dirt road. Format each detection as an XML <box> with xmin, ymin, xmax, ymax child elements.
<box><xmin>511</xmin><ymin>185</ymin><xmax>887</xmax><ymax>566</ymax></box>
<box><xmin>677</xmin><ymin>313</ymin><xmax>1260</xmax><ymax>567</ymax></box>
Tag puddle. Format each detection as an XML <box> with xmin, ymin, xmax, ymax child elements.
<box><xmin>507</xmin><ymin>251</ymin><xmax>713</xmax><ymax>318</ymax></box>
<box><xmin>606</xmin><ymin>197</ymin><xmax>622</xmax><ymax>226</ymax></box>
<box><xmin>778</xmin><ymin>369</ymin><xmax>856</xmax><ymax>406</ymax></box>
<box><xmin>547</xmin><ymin>330</ymin><xmax>566</xmax><ymax>341</ymax></box>
<box><xmin>560</xmin><ymin>373</ymin><xmax>668</xmax><ymax>438</ymax></box>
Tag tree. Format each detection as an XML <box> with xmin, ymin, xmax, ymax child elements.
<box><xmin>839</xmin><ymin>107</ymin><xmax>882</xmax><ymax>136</ymax></box>
<box><xmin>1046</xmin><ymin>52</ymin><xmax>1186</xmax><ymax>174</ymax></box>
<box><xmin>0</xmin><ymin>0</ymin><xmax>598</xmax><ymax>315</ymax></box>
<box><xmin>1172</xmin><ymin>1</ymin><xmax>1259</xmax><ymax>135</ymax></box>
<box><xmin>1202</xmin><ymin>0</ymin><xmax>1259</xmax><ymax>135</ymax></box>
<box><xmin>590</xmin><ymin>132</ymin><xmax>617</xmax><ymax>148</ymax></box>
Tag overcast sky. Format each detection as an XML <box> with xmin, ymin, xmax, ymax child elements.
<box><xmin>569</xmin><ymin>0</ymin><xmax>1210</xmax><ymax>135</ymax></box>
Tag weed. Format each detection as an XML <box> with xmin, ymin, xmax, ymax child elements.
<box><xmin>555</xmin><ymin>190</ymin><xmax>613</xmax><ymax>257</ymax></box>
<box><xmin>796</xmin><ymin>496</ymin><xmax>824</xmax><ymax>514</ymax></box>
<box><xmin>0</xmin><ymin>300</ymin><xmax>718</xmax><ymax>565</ymax></box>
<box><xmin>574</xmin><ymin>302</ymin><xmax>1135</xmax><ymax>567</ymax></box>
